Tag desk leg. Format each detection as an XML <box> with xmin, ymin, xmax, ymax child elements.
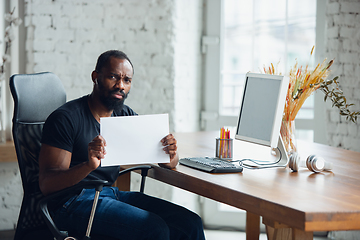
<box><xmin>265</xmin><ymin>225</ymin><xmax>291</xmax><ymax>240</ymax></box>
<box><xmin>263</xmin><ymin>218</ymin><xmax>313</xmax><ymax>240</ymax></box>
<box><xmin>114</xmin><ymin>171</ymin><xmax>131</xmax><ymax>191</ymax></box>
<box><xmin>246</xmin><ymin>212</ymin><xmax>260</xmax><ymax>240</ymax></box>
<box><xmin>291</xmin><ymin>229</ymin><xmax>313</xmax><ymax>240</ymax></box>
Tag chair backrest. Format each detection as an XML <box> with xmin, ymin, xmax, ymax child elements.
<box><xmin>10</xmin><ymin>72</ymin><xmax>66</xmax><ymax>239</ymax></box>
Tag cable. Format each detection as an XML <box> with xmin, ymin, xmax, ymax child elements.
<box><xmin>230</xmin><ymin>147</ymin><xmax>288</xmax><ymax>170</ymax></box>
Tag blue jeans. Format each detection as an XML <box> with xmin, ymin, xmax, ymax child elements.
<box><xmin>52</xmin><ymin>187</ymin><xmax>205</xmax><ymax>240</ymax></box>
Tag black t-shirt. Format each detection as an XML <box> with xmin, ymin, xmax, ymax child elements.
<box><xmin>41</xmin><ymin>95</ymin><xmax>137</xmax><ymax>186</ymax></box>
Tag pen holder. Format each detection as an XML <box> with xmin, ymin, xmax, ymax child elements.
<box><xmin>215</xmin><ymin>138</ymin><xmax>233</xmax><ymax>160</ymax></box>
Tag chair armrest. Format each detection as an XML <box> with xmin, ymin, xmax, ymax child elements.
<box><xmin>38</xmin><ymin>180</ymin><xmax>108</xmax><ymax>240</ymax></box>
<box><xmin>119</xmin><ymin>165</ymin><xmax>152</xmax><ymax>176</ymax></box>
<box><xmin>119</xmin><ymin>165</ymin><xmax>152</xmax><ymax>193</ymax></box>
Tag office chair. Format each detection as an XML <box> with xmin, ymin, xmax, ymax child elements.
<box><xmin>10</xmin><ymin>72</ymin><xmax>152</xmax><ymax>240</ymax></box>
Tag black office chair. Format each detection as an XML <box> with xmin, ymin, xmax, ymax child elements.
<box><xmin>10</xmin><ymin>72</ymin><xmax>151</xmax><ymax>240</ymax></box>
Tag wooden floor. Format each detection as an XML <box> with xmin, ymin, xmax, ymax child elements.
<box><xmin>0</xmin><ymin>229</ymin><xmax>330</xmax><ymax>240</ymax></box>
<box><xmin>204</xmin><ymin>230</ymin><xmax>329</xmax><ymax>240</ymax></box>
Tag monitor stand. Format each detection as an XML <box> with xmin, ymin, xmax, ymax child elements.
<box><xmin>271</xmin><ymin>136</ymin><xmax>290</xmax><ymax>167</ymax></box>
<box><xmin>234</xmin><ymin>136</ymin><xmax>290</xmax><ymax>169</ymax></box>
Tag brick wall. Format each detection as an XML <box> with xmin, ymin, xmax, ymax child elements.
<box><xmin>0</xmin><ymin>163</ymin><xmax>22</xmax><ymax>230</ymax></box>
<box><xmin>325</xmin><ymin>0</ymin><xmax>360</xmax><ymax>237</ymax></box>
<box><xmin>0</xmin><ymin>0</ymin><xmax>203</xmax><ymax>231</ymax></box>
<box><xmin>325</xmin><ymin>0</ymin><xmax>360</xmax><ymax>152</ymax></box>
<box><xmin>24</xmin><ymin>0</ymin><xmax>202</xmax><ymax>132</ymax></box>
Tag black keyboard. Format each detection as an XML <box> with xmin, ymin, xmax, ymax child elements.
<box><xmin>179</xmin><ymin>157</ymin><xmax>243</xmax><ymax>173</ymax></box>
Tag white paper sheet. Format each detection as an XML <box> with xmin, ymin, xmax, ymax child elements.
<box><xmin>100</xmin><ymin>113</ymin><xmax>170</xmax><ymax>166</ymax></box>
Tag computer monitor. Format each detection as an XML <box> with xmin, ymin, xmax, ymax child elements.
<box><xmin>235</xmin><ymin>73</ymin><xmax>289</xmax><ymax>164</ymax></box>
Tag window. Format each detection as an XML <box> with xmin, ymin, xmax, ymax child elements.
<box><xmin>201</xmin><ymin>0</ymin><xmax>325</xmax><ymax>229</ymax></box>
<box><xmin>221</xmin><ymin>0</ymin><xmax>316</xmax><ymax>114</ymax></box>
<box><xmin>202</xmin><ymin>0</ymin><xmax>323</xmax><ymax>142</ymax></box>
<box><xmin>220</xmin><ymin>0</ymin><xmax>317</xmax><ymax>143</ymax></box>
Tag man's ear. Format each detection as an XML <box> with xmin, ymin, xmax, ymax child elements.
<box><xmin>91</xmin><ymin>71</ymin><xmax>98</xmax><ymax>84</ymax></box>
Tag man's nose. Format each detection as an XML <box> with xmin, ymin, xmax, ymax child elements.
<box><xmin>115</xmin><ymin>79</ymin><xmax>125</xmax><ymax>90</ymax></box>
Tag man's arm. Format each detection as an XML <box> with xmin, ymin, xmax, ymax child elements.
<box><xmin>39</xmin><ymin>135</ymin><xmax>106</xmax><ymax>196</ymax></box>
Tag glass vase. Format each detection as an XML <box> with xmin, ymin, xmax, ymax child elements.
<box><xmin>280</xmin><ymin>119</ymin><xmax>297</xmax><ymax>154</ymax></box>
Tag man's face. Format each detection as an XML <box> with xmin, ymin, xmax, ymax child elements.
<box><xmin>96</xmin><ymin>57</ymin><xmax>133</xmax><ymax>110</ymax></box>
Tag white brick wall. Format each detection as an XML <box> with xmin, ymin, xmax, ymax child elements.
<box><xmin>23</xmin><ymin>0</ymin><xmax>204</xmax><ymax>133</ymax></box>
<box><xmin>25</xmin><ymin>0</ymin><xmax>203</xmax><ymax>131</ymax></box>
<box><xmin>325</xmin><ymin>0</ymin><xmax>360</xmax><ymax>152</ymax></box>
<box><xmin>0</xmin><ymin>0</ymin><xmax>203</xmax><ymax>231</ymax></box>
<box><xmin>0</xmin><ymin>163</ymin><xmax>22</xmax><ymax>230</ymax></box>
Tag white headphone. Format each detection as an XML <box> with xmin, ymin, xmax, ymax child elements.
<box><xmin>288</xmin><ymin>152</ymin><xmax>333</xmax><ymax>173</ymax></box>
<box><xmin>95</xmin><ymin>78</ymin><xmax>98</xmax><ymax>85</ymax></box>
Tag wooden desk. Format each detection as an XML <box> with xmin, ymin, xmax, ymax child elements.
<box><xmin>121</xmin><ymin>131</ymin><xmax>360</xmax><ymax>240</ymax></box>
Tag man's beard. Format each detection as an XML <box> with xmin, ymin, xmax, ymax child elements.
<box><xmin>98</xmin><ymin>81</ymin><xmax>129</xmax><ymax>111</ymax></box>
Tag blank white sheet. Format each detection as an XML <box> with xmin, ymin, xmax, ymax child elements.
<box><xmin>100</xmin><ymin>113</ymin><xmax>170</xmax><ymax>166</ymax></box>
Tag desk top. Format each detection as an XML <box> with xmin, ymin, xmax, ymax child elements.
<box><xmin>144</xmin><ymin>131</ymin><xmax>360</xmax><ymax>232</ymax></box>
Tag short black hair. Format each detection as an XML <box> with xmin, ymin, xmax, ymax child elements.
<box><xmin>95</xmin><ymin>50</ymin><xmax>134</xmax><ymax>74</ymax></box>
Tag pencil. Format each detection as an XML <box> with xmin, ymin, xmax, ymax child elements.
<box><xmin>222</xmin><ymin>129</ymin><xmax>225</xmax><ymax>158</ymax></box>
<box><xmin>228</xmin><ymin>130</ymin><xmax>231</xmax><ymax>158</ymax></box>
<box><xmin>226</xmin><ymin>129</ymin><xmax>229</xmax><ymax>158</ymax></box>
<box><xmin>219</xmin><ymin>127</ymin><xmax>223</xmax><ymax>158</ymax></box>
<box><xmin>225</xmin><ymin>129</ymin><xmax>228</xmax><ymax>158</ymax></box>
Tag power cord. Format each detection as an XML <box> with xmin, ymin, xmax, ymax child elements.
<box><xmin>230</xmin><ymin>147</ymin><xmax>287</xmax><ymax>169</ymax></box>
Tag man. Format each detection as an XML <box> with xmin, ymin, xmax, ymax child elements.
<box><xmin>39</xmin><ymin>50</ymin><xmax>206</xmax><ymax>240</ymax></box>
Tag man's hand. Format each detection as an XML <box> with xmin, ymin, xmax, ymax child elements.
<box><xmin>159</xmin><ymin>134</ymin><xmax>179</xmax><ymax>169</ymax></box>
<box><xmin>88</xmin><ymin>135</ymin><xmax>106</xmax><ymax>170</ymax></box>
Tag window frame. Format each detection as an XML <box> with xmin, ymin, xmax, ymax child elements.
<box><xmin>201</xmin><ymin>0</ymin><xmax>327</xmax><ymax>145</ymax></box>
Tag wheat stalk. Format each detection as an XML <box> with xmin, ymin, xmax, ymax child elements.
<box><xmin>262</xmin><ymin>46</ymin><xmax>359</xmax><ymax>123</ymax></box>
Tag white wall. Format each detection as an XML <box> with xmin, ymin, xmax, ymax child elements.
<box><xmin>325</xmin><ymin>0</ymin><xmax>360</xmax><ymax>152</ymax></box>
<box><xmin>325</xmin><ymin>0</ymin><xmax>360</xmax><ymax>238</ymax></box>
<box><xmin>0</xmin><ymin>0</ymin><xmax>203</xmax><ymax>231</ymax></box>
<box><xmin>173</xmin><ymin>0</ymin><xmax>203</xmax><ymax>132</ymax></box>
<box><xmin>24</xmin><ymin>0</ymin><xmax>203</xmax><ymax>132</ymax></box>
<box><xmin>0</xmin><ymin>163</ymin><xmax>22</xmax><ymax>230</ymax></box>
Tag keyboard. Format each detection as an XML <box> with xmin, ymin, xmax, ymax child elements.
<box><xmin>179</xmin><ymin>157</ymin><xmax>243</xmax><ymax>173</ymax></box>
